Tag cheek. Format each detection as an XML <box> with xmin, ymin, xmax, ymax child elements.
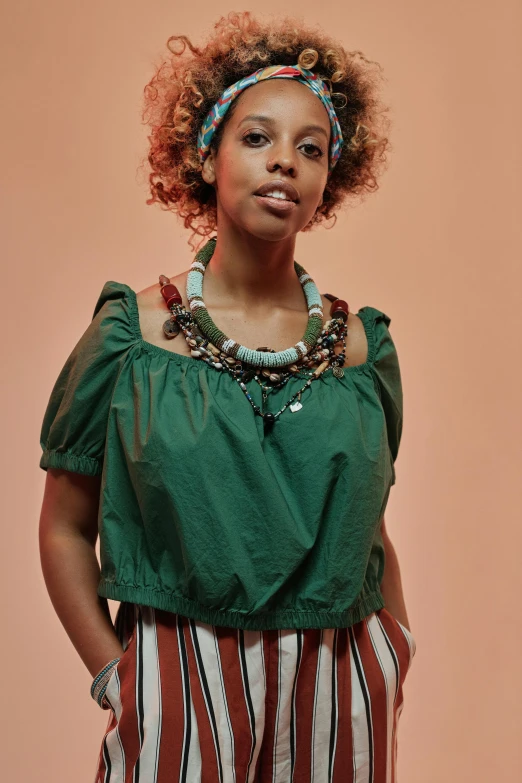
<box><xmin>300</xmin><ymin>180</ymin><xmax>326</xmax><ymax>212</ymax></box>
<box><xmin>215</xmin><ymin>152</ymin><xmax>246</xmax><ymax>194</ymax></box>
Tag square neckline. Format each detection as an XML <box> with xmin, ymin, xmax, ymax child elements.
<box><xmin>122</xmin><ymin>283</ymin><xmax>376</xmax><ymax>377</ymax></box>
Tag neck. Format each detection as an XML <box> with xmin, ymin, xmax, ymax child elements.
<box><xmin>200</xmin><ymin>221</ymin><xmax>305</xmax><ymax>314</ymax></box>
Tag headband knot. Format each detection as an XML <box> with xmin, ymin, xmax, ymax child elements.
<box><xmin>197</xmin><ymin>64</ymin><xmax>344</xmax><ymax>175</ymax></box>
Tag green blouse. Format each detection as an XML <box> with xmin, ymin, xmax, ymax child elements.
<box><xmin>39</xmin><ymin>282</ymin><xmax>403</xmax><ymax>631</ymax></box>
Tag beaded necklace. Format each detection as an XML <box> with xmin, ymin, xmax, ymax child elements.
<box><xmin>159</xmin><ymin>237</ymin><xmax>350</xmax><ymax>430</ymax></box>
<box><xmin>187</xmin><ymin>237</ymin><xmax>323</xmax><ymax>368</ymax></box>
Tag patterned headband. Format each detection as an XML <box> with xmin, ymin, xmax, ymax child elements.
<box><xmin>197</xmin><ymin>64</ymin><xmax>344</xmax><ymax>175</ymax></box>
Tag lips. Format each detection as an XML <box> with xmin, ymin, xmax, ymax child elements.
<box><xmin>254</xmin><ymin>179</ymin><xmax>300</xmax><ymax>203</ymax></box>
<box><xmin>253</xmin><ymin>194</ymin><xmax>298</xmax><ymax>214</ymax></box>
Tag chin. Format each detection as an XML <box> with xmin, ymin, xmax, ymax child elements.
<box><xmin>241</xmin><ymin>214</ymin><xmax>313</xmax><ymax>243</ymax></box>
<box><xmin>247</xmin><ymin>225</ymin><xmax>297</xmax><ymax>242</ymax></box>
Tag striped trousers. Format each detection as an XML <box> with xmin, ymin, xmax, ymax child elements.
<box><xmin>94</xmin><ymin>602</ymin><xmax>416</xmax><ymax>783</ymax></box>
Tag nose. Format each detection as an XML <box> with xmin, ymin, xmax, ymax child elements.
<box><xmin>267</xmin><ymin>142</ymin><xmax>298</xmax><ymax>176</ymax></box>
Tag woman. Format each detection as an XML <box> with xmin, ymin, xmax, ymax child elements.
<box><xmin>38</xmin><ymin>11</ymin><xmax>416</xmax><ymax>782</ymax></box>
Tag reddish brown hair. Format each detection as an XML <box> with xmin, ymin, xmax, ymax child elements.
<box><xmin>141</xmin><ymin>11</ymin><xmax>392</xmax><ymax>250</ymax></box>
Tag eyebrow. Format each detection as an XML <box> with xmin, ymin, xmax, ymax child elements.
<box><xmin>238</xmin><ymin>114</ymin><xmax>329</xmax><ymax>140</ymax></box>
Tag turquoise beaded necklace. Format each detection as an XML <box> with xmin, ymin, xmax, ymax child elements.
<box><xmin>187</xmin><ymin>237</ymin><xmax>324</xmax><ymax>368</ymax></box>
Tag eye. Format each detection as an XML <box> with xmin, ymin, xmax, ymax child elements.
<box><xmin>242</xmin><ymin>133</ymin><xmax>325</xmax><ymax>158</ymax></box>
<box><xmin>300</xmin><ymin>142</ymin><xmax>324</xmax><ymax>158</ymax></box>
<box><xmin>243</xmin><ymin>132</ymin><xmax>267</xmax><ymax>146</ymax></box>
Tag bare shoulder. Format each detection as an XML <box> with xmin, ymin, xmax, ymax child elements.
<box><xmin>320</xmin><ymin>294</ymin><xmax>368</xmax><ymax>368</ymax></box>
<box><xmin>135</xmin><ymin>270</ymin><xmax>191</xmax><ymax>353</ymax></box>
<box><xmin>136</xmin><ymin>270</ymin><xmax>189</xmax><ymax>310</ymax></box>
<box><xmin>346</xmin><ymin>310</ymin><xmax>369</xmax><ymax>366</ymax></box>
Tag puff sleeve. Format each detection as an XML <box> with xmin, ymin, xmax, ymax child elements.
<box><xmin>367</xmin><ymin>307</ymin><xmax>404</xmax><ymax>486</ymax></box>
<box><xmin>39</xmin><ymin>282</ymin><xmax>137</xmax><ymax>476</ymax></box>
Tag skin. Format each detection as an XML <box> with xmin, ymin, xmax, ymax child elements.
<box><xmin>39</xmin><ymin>79</ymin><xmax>411</xmax><ymax>686</ymax></box>
<box><xmin>138</xmin><ymin>80</ymin><xmax>369</xmax><ymax>366</ymax></box>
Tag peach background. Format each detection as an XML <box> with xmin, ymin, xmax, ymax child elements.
<box><xmin>2</xmin><ymin>1</ymin><xmax>521</xmax><ymax>780</ymax></box>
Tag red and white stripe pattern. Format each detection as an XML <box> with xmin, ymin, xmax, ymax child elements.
<box><xmin>94</xmin><ymin>604</ymin><xmax>416</xmax><ymax>783</ymax></box>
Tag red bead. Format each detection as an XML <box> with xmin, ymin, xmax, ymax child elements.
<box><xmin>330</xmin><ymin>298</ymin><xmax>349</xmax><ymax>321</ymax></box>
<box><xmin>161</xmin><ymin>283</ymin><xmax>182</xmax><ymax>309</ymax></box>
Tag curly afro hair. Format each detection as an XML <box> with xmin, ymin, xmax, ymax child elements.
<box><xmin>141</xmin><ymin>11</ymin><xmax>392</xmax><ymax>250</ymax></box>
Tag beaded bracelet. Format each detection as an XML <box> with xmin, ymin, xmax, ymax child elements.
<box><xmin>90</xmin><ymin>657</ymin><xmax>120</xmax><ymax>709</ymax></box>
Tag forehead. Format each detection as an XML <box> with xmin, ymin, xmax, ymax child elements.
<box><xmin>231</xmin><ymin>78</ymin><xmax>331</xmax><ymax>133</ymax></box>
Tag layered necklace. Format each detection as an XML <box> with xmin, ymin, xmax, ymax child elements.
<box><xmin>159</xmin><ymin>237</ymin><xmax>350</xmax><ymax>430</ymax></box>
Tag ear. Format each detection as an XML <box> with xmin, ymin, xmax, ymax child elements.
<box><xmin>201</xmin><ymin>150</ymin><xmax>217</xmax><ymax>186</ymax></box>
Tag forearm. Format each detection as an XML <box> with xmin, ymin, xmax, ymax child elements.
<box><xmin>379</xmin><ymin>532</ymin><xmax>412</xmax><ymax>633</ymax></box>
<box><xmin>39</xmin><ymin>529</ymin><xmax>124</xmax><ymax>678</ymax></box>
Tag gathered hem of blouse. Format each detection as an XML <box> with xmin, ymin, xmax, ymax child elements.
<box><xmin>116</xmin><ymin>282</ymin><xmax>378</xmax><ymax>376</ymax></box>
<box><xmin>97</xmin><ymin>579</ymin><xmax>386</xmax><ymax>631</ymax></box>
<box><xmin>40</xmin><ymin>449</ymin><xmax>102</xmax><ymax>476</ymax></box>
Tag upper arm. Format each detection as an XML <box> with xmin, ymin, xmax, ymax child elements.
<box><xmin>39</xmin><ymin>468</ymin><xmax>101</xmax><ymax>546</ymax></box>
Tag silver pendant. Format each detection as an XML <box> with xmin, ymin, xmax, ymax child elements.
<box><xmin>290</xmin><ymin>400</ymin><xmax>303</xmax><ymax>413</ymax></box>
<box><xmin>333</xmin><ymin>365</ymin><xmax>344</xmax><ymax>379</ymax></box>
